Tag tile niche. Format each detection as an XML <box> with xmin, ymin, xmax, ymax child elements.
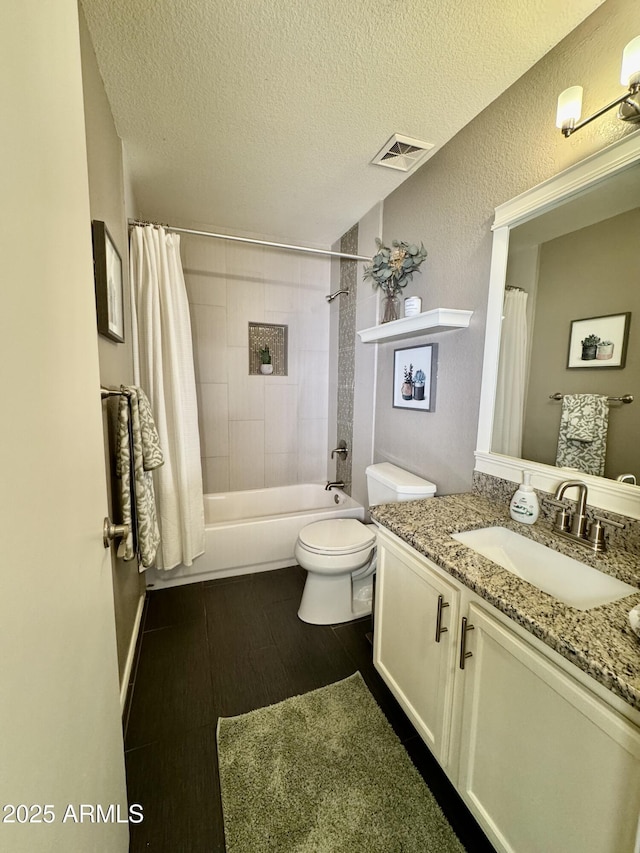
<box><xmin>248</xmin><ymin>322</ymin><xmax>288</xmax><ymax>376</ymax></box>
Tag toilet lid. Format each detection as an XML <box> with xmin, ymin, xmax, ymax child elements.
<box><xmin>298</xmin><ymin>519</ymin><xmax>376</xmax><ymax>555</ymax></box>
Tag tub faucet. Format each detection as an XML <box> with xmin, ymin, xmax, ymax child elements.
<box><xmin>325</xmin><ymin>480</ymin><xmax>345</xmax><ymax>491</ymax></box>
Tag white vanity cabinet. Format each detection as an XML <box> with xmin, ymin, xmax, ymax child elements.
<box><xmin>373</xmin><ymin>530</ymin><xmax>461</xmax><ymax>767</ymax></box>
<box><xmin>373</xmin><ymin>528</ymin><xmax>640</xmax><ymax>853</ymax></box>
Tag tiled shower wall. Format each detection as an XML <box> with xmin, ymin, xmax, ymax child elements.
<box><xmin>182</xmin><ymin>233</ymin><xmax>331</xmax><ymax>492</ymax></box>
<box><xmin>329</xmin><ymin>204</ymin><xmax>381</xmax><ymax>509</ymax></box>
<box><xmin>335</xmin><ymin>225</ymin><xmax>358</xmax><ymax>494</ymax></box>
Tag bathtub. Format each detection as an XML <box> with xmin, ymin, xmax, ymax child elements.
<box><xmin>145</xmin><ymin>484</ymin><xmax>364</xmax><ymax>588</ymax></box>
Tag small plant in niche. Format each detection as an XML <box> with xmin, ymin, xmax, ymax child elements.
<box><xmin>259</xmin><ymin>345</ymin><xmax>273</xmax><ymax>374</ymax></box>
<box><xmin>259</xmin><ymin>345</ymin><xmax>271</xmax><ymax>364</ymax></box>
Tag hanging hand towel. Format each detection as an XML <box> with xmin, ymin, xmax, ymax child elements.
<box><xmin>136</xmin><ymin>390</ymin><xmax>165</xmax><ymax>470</ymax></box>
<box><xmin>555</xmin><ymin>394</ymin><xmax>609</xmax><ymax>476</ymax></box>
<box><xmin>115</xmin><ymin>386</ymin><xmax>164</xmax><ymax>569</ymax></box>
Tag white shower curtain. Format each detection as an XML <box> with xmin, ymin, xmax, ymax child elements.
<box><xmin>129</xmin><ymin>225</ymin><xmax>205</xmax><ymax>570</ymax></box>
<box><xmin>493</xmin><ymin>288</ymin><xmax>529</xmax><ymax>458</ymax></box>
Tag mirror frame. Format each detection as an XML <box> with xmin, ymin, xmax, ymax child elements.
<box><xmin>476</xmin><ymin>130</ymin><xmax>640</xmax><ymax>520</ymax></box>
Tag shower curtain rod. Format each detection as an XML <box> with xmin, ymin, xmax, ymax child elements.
<box><xmin>128</xmin><ymin>219</ymin><xmax>371</xmax><ymax>262</ymax></box>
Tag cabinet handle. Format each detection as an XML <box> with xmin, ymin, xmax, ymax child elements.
<box><xmin>435</xmin><ymin>594</ymin><xmax>449</xmax><ymax>643</ymax></box>
<box><xmin>459</xmin><ymin>617</ymin><xmax>475</xmax><ymax>670</ymax></box>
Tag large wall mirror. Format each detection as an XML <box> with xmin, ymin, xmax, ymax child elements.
<box><xmin>476</xmin><ymin>132</ymin><xmax>640</xmax><ymax>519</ymax></box>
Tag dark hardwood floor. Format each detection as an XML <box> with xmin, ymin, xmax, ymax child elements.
<box><xmin>124</xmin><ymin>566</ymin><xmax>495</xmax><ymax>852</ymax></box>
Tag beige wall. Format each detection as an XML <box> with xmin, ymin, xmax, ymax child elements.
<box><xmin>79</xmin><ymin>6</ymin><xmax>144</xmax><ymax>686</ymax></box>
<box><xmin>372</xmin><ymin>0</ymin><xmax>636</xmax><ymax>495</ymax></box>
<box><xmin>2</xmin><ymin>2</ymin><xmax>128</xmax><ymax>847</ymax></box>
<box><xmin>522</xmin><ymin>208</ymin><xmax>640</xmax><ymax>477</ymax></box>
<box><xmin>181</xmin><ymin>234</ymin><xmax>332</xmax><ymax>491</ymax></box>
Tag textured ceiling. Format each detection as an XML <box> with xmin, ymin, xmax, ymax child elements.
<box><xmin>80</xmin><ymin>0</ymin><xmax>603</xmax><ymax>246</ymax></box>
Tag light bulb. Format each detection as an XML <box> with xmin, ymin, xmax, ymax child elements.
<box><xmin>556</xmin><ymin>86</ymin><xmax>583</xmax><ymax>129</ymax></box>
<box><xmin>621</xmin><ymin>36</ymin><xmax>640</xmax><ymax>87</ymax></box>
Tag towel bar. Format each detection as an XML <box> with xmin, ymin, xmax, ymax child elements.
<box><xmin>100</xmin><ymin>385</ymin><xmax>131</xmax><ymax>399</ymax></box>
<box><xmin>549</xmin><ymin>392</ymin><xmax>633</xmax><ymax>404</ymax></box>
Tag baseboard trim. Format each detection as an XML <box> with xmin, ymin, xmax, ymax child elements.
<box><xmin>120</xmin><ymin>593</ymin><xmax>146</xmax><ymax>716</ymax></box>
<box><xmin>146</xmin><ymin>558</ymin><xmax>298</xmax><ymax>589</ymax></box>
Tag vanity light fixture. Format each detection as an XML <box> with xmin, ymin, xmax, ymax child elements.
<box><xmin>556</xmin><ymin>36</ymin><xmax>640</xmax><ymax>137</ymax></box>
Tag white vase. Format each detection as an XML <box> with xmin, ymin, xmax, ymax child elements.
<box><xmin>260</xmin><ymin>363</ymin><xmax>273</xmax><ymax>374</ymax></box>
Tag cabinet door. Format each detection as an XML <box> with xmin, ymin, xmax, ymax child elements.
<box><xmin>374</xmin><ymin>537</ymin><xmax>460</xmax><ymax>766</ymax></box>
<box><xmin>457</xmin><ymin>603</ymin><xmax>640</xmax><ymax>853</ymax></box>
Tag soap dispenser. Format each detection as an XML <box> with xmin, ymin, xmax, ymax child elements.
<box><xmin>509</xmin><ymin>471</ymin><xmax>539</xmax><ymax>525</ymax></box>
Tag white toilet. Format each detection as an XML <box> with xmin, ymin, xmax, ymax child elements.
<box><xmin>295</xmin><ymin>463</ymin><xmax>436</xmax><ymax>624</ymax></box>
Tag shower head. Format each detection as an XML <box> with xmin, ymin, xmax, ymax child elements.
<box><xmin>325</xmin><ymin>290</ymin><xmax>350</xmax><ymax>303</ymax></box>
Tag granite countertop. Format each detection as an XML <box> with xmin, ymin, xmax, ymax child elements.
<box><xmin>370</xmin><ymin>493</ymin><xmax>640</xmax><ymax>712</ymax></box>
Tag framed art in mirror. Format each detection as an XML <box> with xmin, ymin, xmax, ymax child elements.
<box><xmin>567</xmin><ymin>313</ymin><xmax>631</xmax><ymax>369</ymax></box>
<box><xmin>92</xmin><ymin>220</ymin><xmax>124</xmax><ymax>343</ymax></box>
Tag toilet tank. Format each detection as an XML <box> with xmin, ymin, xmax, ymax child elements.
<box><xmin>365</xmin><ymin>463</ymin><xmax>437</xmax><ymax>505</ymax></box>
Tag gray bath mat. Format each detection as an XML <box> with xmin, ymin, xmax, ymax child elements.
<box><xmin>216</xmin><ymin>672</ymin><xmax>465</xmax><ymax>852</ymax></box>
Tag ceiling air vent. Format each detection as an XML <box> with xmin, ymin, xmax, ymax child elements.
<box><xmin>371</xmin><ymin>134</ymin><xmax>434</xmax><ymax>172</ymax></box>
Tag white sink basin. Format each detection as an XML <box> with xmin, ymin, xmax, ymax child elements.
<box><xmin>451</xmin><ymin>526</ymin><xmax>637</xmax><ymax>610</ymax></box>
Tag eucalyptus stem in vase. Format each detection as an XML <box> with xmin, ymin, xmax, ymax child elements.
<box><xmin>363</xmin><ymin>238</ymin><xmax>428</xmax><ymax>323</ymax></box>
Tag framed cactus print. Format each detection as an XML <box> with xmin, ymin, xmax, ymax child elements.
<box><xmin>392</xmin><ymin>344</ymin><xmax>437</xmax><ymax>411</ymax></box>
<box><xmin>567</xmin><ymin>313</ymin><xmax>630</xmax><ymax>369</ymax></box>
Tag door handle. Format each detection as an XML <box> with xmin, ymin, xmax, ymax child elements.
<box><xmin>103</xmin><ymin>517</ymin><xmax>129</xmax><ymax>549</ymax></box>
<box><xmin>459</xmin><ymin>616</ymin><xmax>475</xmax><ymax>669</ymax></box>
<box><xmin>435</xmin><ymin>594</ymin><xmax>449</xmax><ymax>643</ymax></box>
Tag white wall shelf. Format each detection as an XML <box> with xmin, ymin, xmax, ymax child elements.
<box><xmin>357</xmin><ymin>308</ymin><xmax>473</xmax><ymax>343</ymax></box>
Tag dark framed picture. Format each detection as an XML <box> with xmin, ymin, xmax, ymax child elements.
<box><xmin>567</xmin><ymin>312</ymin><xmax>630</xmax><ymax>369</ymax></box>
<box><xmin>393</xmin><ymin>344</ymin><xmax>437</xmax><ymax>411</ymax></box>
<box><xmin>92</xmin><ymin>220</ymin><xmax>124</xmax><ymax>343</ymax></box>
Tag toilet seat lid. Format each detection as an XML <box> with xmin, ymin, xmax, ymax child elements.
<box><xmin>298</xmin><ymin>519</ymin><xmax>376</xmax><ymax>555</ymax></box>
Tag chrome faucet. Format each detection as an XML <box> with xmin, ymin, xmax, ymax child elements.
<box><xmin>325</xmin><ymin>481</ymin><xmax>345</xmax><ymax>491</ymax></box>
<box><xmin>548</xmin><ymin>479</ymin><xmax>624</xmax><ymax>553</ymax></box>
